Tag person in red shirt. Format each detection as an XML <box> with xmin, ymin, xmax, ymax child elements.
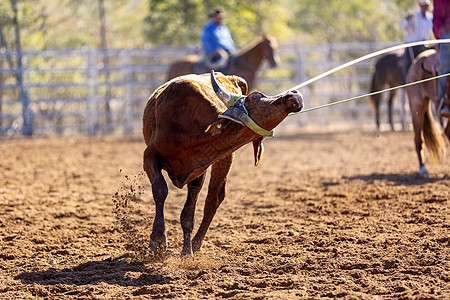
<box><xmin>433</xmin><ymin>0</ymin><xmax>450</xmax><ymax>118</ymax></box>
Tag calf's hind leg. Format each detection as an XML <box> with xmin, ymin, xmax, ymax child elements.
<box><xmin>192</xmin><ymin>154</ymin><xmax>234</xmax><ymax>253</ymax></box>
<box><xmin>180</xmin><ymin>173</ymin><xmax>206</xmax><ymax>257</ymax></box>
<box><xmin>143</xmin><ymin>148</ymin><xmax>168</xmax><ymax>251</ymax></box>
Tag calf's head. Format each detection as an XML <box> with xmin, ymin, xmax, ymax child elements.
<box><xmin>209</xmin><ymin>71</ymin><xmax>303</xmax><ymax>135</ymax></box>
<box><xmin>208</xmin><ymin>71</ymin><xmax>303</xmax><ymax>164</ymax></box>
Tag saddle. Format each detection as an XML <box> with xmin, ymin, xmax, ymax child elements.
<box><xmin>420</xmin><ymin>51</ymin><xmax>450</xmax><ymax>107</ymax></box>
<box><xmin>421</xmin><ymin>51</ymin><xmax>439</xmax><ymax>75</ymax></box>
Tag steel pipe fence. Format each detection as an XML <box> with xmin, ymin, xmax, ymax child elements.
<box><xmin>0</xmin><ymin>42</ymin><xmax>405</xmax><ymax>138</ymax></box>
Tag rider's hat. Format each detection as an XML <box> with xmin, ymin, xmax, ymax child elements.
<box><xmin>209</xmin><ymin>9</ymin><xmax>226</xmax><ymax>18</ymax></box>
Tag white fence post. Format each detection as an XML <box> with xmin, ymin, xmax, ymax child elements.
<box><xmin>294</xmin><ymin>44</ymin><xmax>307</xmax><ymax>126</ymax></box>
<box><xmin>121</xmin><ymin>49</ymin><xmax>133</xmax><ymax>135</ymax></box>
<box><xmin>87</xmin><ymin>48</ymin><xmax>98</xmax><ymax>136</ymax></box>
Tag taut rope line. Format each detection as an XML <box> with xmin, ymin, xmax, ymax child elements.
<box><xmin>284</xmin><ymin>39</ymin><xmax>450</xmax><ymax>115</ymax></box>
<box><xmin>285</xmin><ymin>39</ymin><xmax>450</xmax><ymax>92</ymax></box>
<box><xmin>290</xmin><ymin>72</ymin><xmax>450</xmax><ymax>115</ymax></box>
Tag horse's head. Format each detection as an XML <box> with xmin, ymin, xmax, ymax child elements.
<box><xmin>261</xmin><ymin>35</ymin><xmax>280</xmax><ymax>68</ymax></box>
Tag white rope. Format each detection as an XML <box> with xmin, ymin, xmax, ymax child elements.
<box><xmin>290</xmin><ymin>72</ymin><xmax>450</xmax><ymax>115</ymax></box>
<box><xmin>285</xmin><ymin>39</ymin><xmax>450</xmax><ymax>93</ymax></box>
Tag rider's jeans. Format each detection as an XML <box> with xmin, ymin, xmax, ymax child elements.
<box><xmin>438</xmin><ymin>42</ymin><xmax>450</xmax><ymax>104</ymax></box>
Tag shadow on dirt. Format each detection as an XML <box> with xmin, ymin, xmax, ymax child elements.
<box><xmin>14</xmin><ymin>258</ymin><xmax>174</xmax><ymax>287</ymax></box>
<box><xmin>341</xmin><ymin>173</ymin><xmax>449</xmax><ymax>186</ymax></box>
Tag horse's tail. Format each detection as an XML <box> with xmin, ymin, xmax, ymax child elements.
<box><xmin>423</xmin><ymin>102</ymin><xmax>445</xmax><ymax>164</ymax></box>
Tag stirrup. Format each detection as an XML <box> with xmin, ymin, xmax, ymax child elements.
<box><xmin>438</xmin><ymin>96</ymin><xmax>450</xmax><ymax>110</ymax></box>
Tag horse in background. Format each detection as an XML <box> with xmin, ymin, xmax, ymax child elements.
<box><xmin>405</xmin><ymin>49</ymin><xmax>450</xmax><ymax>176</ymax></box>
<box><xmin>369</xmin><ymin>50</ymin><xmax>406</xmax><ymax>131</ymax></box>
<box><xmin>167</xmin><ymin>35</ymin><xmax>280</xmax><ymax>91</ymax></box>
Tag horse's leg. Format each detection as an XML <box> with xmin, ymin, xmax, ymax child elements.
<box><xmin>143</xmin><ymin>147</ymin><xmax>169</xmax><ymax>251</ymax></box>
<box><xmin>180</xmin><ymin>173</ymin><xmax>206</xmax><ymax>257</ymax></box>
<box><xmin>409</xmin><ymin>98</ymin><xmax>428</xmax><ymax>176</ymax></box>
<box><xmin>400</xmin><ymin>88</ymin><xmax>407</xmax><ymax>130</ymax></box>
<box><xmin>388</xmin><ymin>90</ymin><xmax>396</xmax><ymax>131</ymax></box>
<box><xmin>369</xmin><ymin>73</ymin><xmax>381</xmax><ymax>130</ymax></box>
<box><xmin>371</xmin><ymin>94</ymin><xmax>381</xmax><ymax>130</ymax></box>
<box><xmin>192</xmin><ymin>153</ymin><xmax>234</xmax><ymax>253</ymax></box>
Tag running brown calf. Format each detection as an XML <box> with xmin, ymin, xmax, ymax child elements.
<box><xmin>142</xmin><ymin>71</ymin><xmax>303</xmax><ymax>256</ymax></box>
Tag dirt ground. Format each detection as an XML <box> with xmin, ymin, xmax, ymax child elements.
<box><xmin>1</xmin><ymin>127</ymin><xmax>449</xmax><ymax>299</ymax></box>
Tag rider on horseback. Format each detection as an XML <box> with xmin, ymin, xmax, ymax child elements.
<box><xmin>200</xmin><ymin>9</ymin><xmax>236</xmax><ymax>71</ymax></box>
<box><xmin>401</xmin><ymin>0</ymin><xmax>433</xmax><ymax>78</ymax></box>
<box><xmin>433</xmin><ymin>0</ymin><xmax>450</xmax><ymax>118</ymax></box>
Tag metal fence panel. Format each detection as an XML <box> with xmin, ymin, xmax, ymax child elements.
<box><xmin>0</xmin><ymin>42</ymin><xmax>405</xmax><ymax>139</ymax></box>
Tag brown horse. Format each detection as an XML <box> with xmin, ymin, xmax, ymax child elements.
<box><xmin>405</xmin><ymin>49</ymin><xmax>450</xmax><ymax>176</ymax></box>
<box><xmin>167</xmin><ymin>35</ymin><xmax>280</xmax><ymax>91</ymax></box>
<box><xmin>369</xmin><ymin>50</ymin><xmax>406</xmax><ymax>131</ymax></box>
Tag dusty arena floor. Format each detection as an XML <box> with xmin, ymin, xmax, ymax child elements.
<box><xmin>1</xmin><ymin>127</ymin><xmax>449</xmax><ymax>299</ymax></box>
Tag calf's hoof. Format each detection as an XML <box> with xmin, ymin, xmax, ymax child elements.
<box><xmin>149</xmin><ymin>231</ymin><xmax>167</xmax><ymax>251</ymax></box>
<box><xmin>180</xmin><ymin>248</ymin><xmax>193</xmax><ymax>257</ymax></box>
<box><xmin>191</xmin><ymin>237</ymin><xmax>203</xmax><ymax>254</ymax></box>
<box><xmin>149</xmin><ymin>239</ymin><xmax>167</xmax><ymax>251</ymax></box>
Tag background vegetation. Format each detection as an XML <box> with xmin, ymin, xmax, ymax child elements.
<box><xmin>0</xmin><ymin>0</ymin><xmax>428</xmax><ymax>51</ymax></box>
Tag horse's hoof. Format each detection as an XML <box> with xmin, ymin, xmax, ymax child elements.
<box><xmin>149</xmin><ymin>239</ymin><xmax>167</xmax><ymax>251</ymax></box>
<box><xmin>418</xmin><ymin>166</ymin><xmax>429</xmax><ymax>177</ymax></box>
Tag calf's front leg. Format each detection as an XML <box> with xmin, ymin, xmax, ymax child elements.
<box><xmin>144</xmin><ymin>148</ymin><xmax>168</xmax><ymax>251</ymax></box>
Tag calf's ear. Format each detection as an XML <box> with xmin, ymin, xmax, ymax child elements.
<box><xmin>205</xmin><ymin>119</ymin><xmax>229</xmax><ymax>136</ymax></box>
<box><xmin>252</xmin><ymin>137</ymin><xmax>264</xmax><ymax>166</ymax></box>
<box><xmin>231</xmin><ymin>75</ymin><xmax>248</xmax><ymax>95</ymax></box>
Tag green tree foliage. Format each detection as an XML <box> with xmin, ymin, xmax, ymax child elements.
<box><xmin>0</xmin><ymin>0</ymin><xmax>437</xmax><ymax>50</ymax></box>
<box><xmin>291</xmin><ymin>0</ymin><xmax>402</xmax><ymax>43</ymax></box>
<box><xmin>1</xmin><ymin>0</ymin><xmax>148</xmax><ymax>50</ymax></box>
<box><xmin>143</xmin><ymin>0</ymin><xmax>295</xmax><ymax>46</ymax></box>
<box><xmin>144</xmin><ymin>0</ymin><xmax>204</xmax><ymax>46</ymax></box>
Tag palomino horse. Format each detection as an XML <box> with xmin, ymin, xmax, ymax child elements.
<box><xmin>369</xmin><ymin>50</ymin><xmax>406</xmax><ymax>131</ymax></box>
<box><xmin>167</xmin><ymin>35</ymin><xmax>280</xmax><ymax>91</ymax></box>
<box><xmin>405</xmin><ymin>49</ymin><xmax>450</xmax><ymax>176</ymax></box>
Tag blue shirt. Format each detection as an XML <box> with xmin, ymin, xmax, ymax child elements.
<box><xmin>200</xmin><ymin>21</ymin><xmax>235</xmax><ymax>55</ymax></box>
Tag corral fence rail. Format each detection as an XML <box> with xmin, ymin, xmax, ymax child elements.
<box><xmin>0</xmin><ymin>41</ymin><xmax>402</xmax><ymax>139</ymax></box>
